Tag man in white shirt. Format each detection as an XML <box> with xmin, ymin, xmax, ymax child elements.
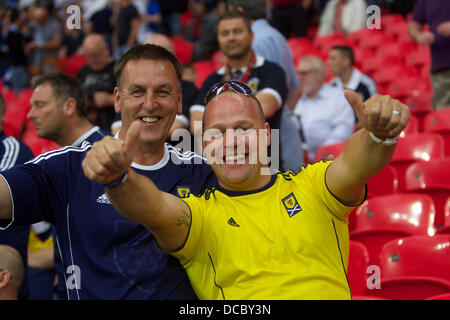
<box><xmin>328</xmin><ymin>45</ymin><xmax>377</xmax><ymax>103</ymax></box>
<box><xmin>293</xmin><ymin>56</ymin><xmax>354</xmax><ymax>160</ymax></box>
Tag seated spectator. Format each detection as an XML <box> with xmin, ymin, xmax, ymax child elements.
<box><xmin>157</xmin><ymin>0</ymin><xmax>186</xmax><ymax>37</ymax></box>
<box><xmin>87</xmin><ymin>0</ymin><xmax>113</xmax><ymax>51</ymax></box>
<box><xmin>328</xmin><ymin>45</ymin><xmax>377</xmax><ymax>103</ymax></box>
<box><xmin>77</xmin><ymin>33</ymin><xmax>117</xmax><ymax>132</ymax></box>
<box><xmin>270</xmin><ymin>0</ymin><xmax>308</xmax><ymax>38</ymax></box>
<box><xmin>25</xmin><ymin>3</ymin><xmax>63</xmax><ymax>76</ymax></box>
<box><xmin>189</xmin><ymin>10</ymin><xmax>288</xmax><ymax>163</ymax></box>
<box><xmin>0</xmin><ymin>245</ymin><xmax>25</xmax><ymax>300</ymax></box>
<box><xmin>293</xmin><ymin>56</ymin><xmax>354</xmax><ymax>160</ymax></box>
<box><xmin>184</xmin><ymin>0</ymin><xmax>219</xmax><ymax>61</ymax></box>
<box><xmin>3</xmin><ymin>8</ymin><xmax>30</xmax><ymax>93</ymax></box>
<box><xmin>111</xmin><ymin>0</ymin><xmax>140</xmax><ymax>59</ymax></box>
<box><xmin>318</xmin><ymin>0</ymin><xmax>367</xmax><ymax>36</ymax></box>
<box><xmin>135</xmin><ymin>0</ymin><xmax>162</xmax><ymax>44</ymax></box>
<box><xmin>0</xmin><ymin>92</ymin><xmax>33</xmax><ymax>300</ymax></box>
<box><xmin>60</xmin><ymin>25</ymin><xmax>84</xmax><ymax>57</ymax></box>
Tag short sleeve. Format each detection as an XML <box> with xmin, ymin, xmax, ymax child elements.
<box><xmin>256</xmin><ymin>62</ymin><xmax>288</xmax><ymax>106</ymax></box>
<box><xmin>305</xmin><ymin>161</ymin><xmax>365</xmax><ymax>221</ymax></box>
<box><xmin>171</xmin><ymin>194</ymin><xmax>205</xmax><ymax>267</ymax></box>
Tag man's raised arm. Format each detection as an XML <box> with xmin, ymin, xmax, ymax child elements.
<box><xmin>326</xmin><ymin>90</ymin><xmax>410</xmax><ymax>206</ymax></box>
<box><xmin>81</xmin><ymin>121</ymin><xmax>190</xmax><ymax>252</ymax></box>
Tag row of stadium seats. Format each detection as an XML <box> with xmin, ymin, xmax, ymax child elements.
<box><xmin>348</xmin><ymin>235</ymin><xmax>450</xmax><ymax>300</ymax></box>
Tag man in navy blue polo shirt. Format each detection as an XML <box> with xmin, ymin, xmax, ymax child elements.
<box><xmin>0</xmin><ymin>93</ymin><xmax>34</xmax><ymax>300</ymax></box>
<box><xmin>0</xmin><ymin>45</ymin><xmax>216</xmax><ymax>299</ymax></box>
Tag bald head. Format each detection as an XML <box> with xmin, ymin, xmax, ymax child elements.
<box><xmin>0</xmin><ymin>245</ymin><xmax>24</xmax><ymax>294</ymax></box>
<box><xmin>144</xmin><ymin>33</ymin><xmax>175</xmax><ymax>54</ymax></box>
<box><xmin>82</xmin><ymin>33</ymin><xmax>110</xmax><ymax>71</ymax></box>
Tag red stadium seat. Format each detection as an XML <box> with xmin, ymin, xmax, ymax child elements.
<box><xmin>423</xmin><ymin>109</ymin><xmax>450</xmax><ymax>156</ymax></box>
<box><xmin>366</xmin><ymin>165</ymin><xmax>398</xmax><ymax>198</ymax></box>
<box><xmin>171</xmin><ymin>36</ymin><xmax>193</xmax><ymax>65</ymax></box>
<box><xmin>406</xmin><ymin>46</ymin><xmax>431</xmax><ymax>71</ymax></box>
<box><xmin>387</xmin><ymin>77</ymin><xmax>432</xmax><ymax>102</ymax></box>
<box><xmin>347</xmin><ymin>241</ymin><xmax>370</xmax><ymax>296</ymax></box>
<box><xmin>373</xmin><ymin>66</ymin><xmax>417</xmax><ymax>94</ymax></box>
<box><xmin>350</xmin><ymin>194</ymin><xmax>436</xmax><ymax>265</ymax></box>
<box><xmin>373</xmin><ymin>235</ymin><xmax>450</xmax><ymax>300</ymax></box>
<box><xmin>3</xmin><ymin>101</ymin><xmax>28</xmax><ymax>138</ymax></box>
<box><xmin>347</xmin><ymin>28</ymin><xmax>383</xmax><ymax>47</ymax></box>
<box><xmin>405</xmin><ymin>159</ymin><xmax>450</xmax><ymax>228</ymax></box>
<box><xmin>399</xmin><ymin>113</ymin><xmax>418</xmax><ymax>138</ymax></box>
<box><xmin>390</xmin><ymin>133</ymin><xmax>445</xmax><ymax>192</ymax></box>
<box><xmin>313</xmin><ymin>141</ymin><xmax>345</xmax><ymax>162</ymax></box>
<box><xmin>403</xmin><ymin>95</ymin><xmax>434</xmax><ymax>131</ymax></box>
<box><xmin>352</xmin><ymin>295</ymin><xmax>388</xmax><ymax>300</ymax></box>
<box><xmin>359</xmin><ymin>33</ymin><xmax>396</xmax><ymax>53</ymax></box>
<box><xmin>21</xmin><ymin>126</ymin><xmax>60</xmax><ymax>157</ymax></box>
<box><xmin>437</xmin><ymin>197</ymin><xmax>450</xmax><ymax>234</ymax></box>
<box><xmin>193</xmin><ymin>61</ymin><xmax>215</xmax><ymax>88</ymax></box>
<box><xmin>60</xmin><ymin>54</ymin><xmax>87</xmax><ymax>76</ymax></box>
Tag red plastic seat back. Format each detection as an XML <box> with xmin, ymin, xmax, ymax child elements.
<box><xmin>366</xmin><ymin>165</ymin><xmax>398</xmax><ymax>198</ymax></box>
<box><xmin>351</xmin><ymin>194</ymin><xmax>436</xmax><ymax>265</ymax></box>
<box><xmin>313</xmin><ymin>141</ymin><xmax>345</xmax><ymax>162</ymax></box>
<box><xmin>405</xmin><ymin>159</ymin><xmax>450</xmax><ymax>227</ymax></box>
<box><xmin>380</xmin><ymin>235</ymin><xmax>450</xmax><ymax>282</ymax></box>
<box><xmin>391</xmin><ymin>133</ymin><xmax>445</xmax><ymax>191</ymax></box>
<box><xmin>347</xmin><ymin>241</ymin><xmax>370</xmax><ymax>296</ymax></box>
<box><xmin>423</xmin><ymin>109</ymin><xmax>450</xmax><ymax>156</ymax></box>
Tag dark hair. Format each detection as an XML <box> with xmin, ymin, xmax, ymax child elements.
<box><xmin>113</xmin><ymin>44</ymin><xmax>183</xmax><ymax>89</ymax></box>
<box><xmin>228</xmin><ymin>0</ymin><xmax>267</xmax><ymax>20</ymax></box>
<box><xmin>31</xmin><ymin>73</ymin><xmax>87</xmax><ymax>117</ymax></box>
<box><xmin>217</xmin><ymin>9</ymin><xmax>253</xmax><ymax>33</ymax></box>
<box><xmin>0</xmin><ymin>93</ymin><xmax>5</xmax><ymax>114</ymax></box>
<box><xmin>331</xmin><ymin>45</ymin><xmax>355</xmax><ymax>66</ymax></box>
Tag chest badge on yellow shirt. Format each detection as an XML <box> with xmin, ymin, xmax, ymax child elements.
<box><xmin>282</xmin><ymin>192</ymin><xmax>302</xmax><ymax>217</ymax></box>
<box><xmin>177</xmin><ymin>186</ymin><xmax>190</xmax><ymax>198</ymax></box>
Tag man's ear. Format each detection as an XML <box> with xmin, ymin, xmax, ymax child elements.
<box><xmin>63</xmin><ymin>97</ymin><xmax>77</xmax><ymax>117</ymax></box>
<box><xmin>0</xmin><ymin>270</ymin><xmax>11</xmax><ymax>289</ymax></box>
<box><xmin>113</xmin><ymin>87</ymin><xmax>121</xmax><ymax>113</ymax></box>
<box><xmin>265</xmin><ymin>122</ymin><xmax>271</xmax><ymax>147</ymax></box>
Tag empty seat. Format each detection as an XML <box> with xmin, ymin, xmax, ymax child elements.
<box><xmin>404</xmin><ymin>94</ymin><xmax>434</xmax><ymax>131</ymax></box>
<box><xmin>390</xmin><ymin>133</ymin><xmax>445</xmax><ymax>192</ymax></box>
<box><xmin>366</xmin><ymin>165</ymin><xmax>398</xmax><ymax>198</ymax></box>
<box><xmin>350</xmin><ymin>193</ymin><xmax>436</xmax><ymax>265</ymax></box>
<box><xmin>313</xmin><ymin>141</ymin><xmax>345</xmax><ymax>162</ymax></box>
<box><xmin>425</xmin><ymin>293</ymin><xmax>450</xmax><ymax>300</ymax></box>
<box><xmin>374</xmin><ymin>235</ymin><xmax>450</xmax><ymax>300</ymax></box>
<box><xmin>437</xmin><ymin>197</ymin><xmax>450</xmax><ymax>234</ymax></box>
<box><xmin>193</xmin><ymin>61</ymin><xmax>215</xmax><ymax>88</ymax></box>
<box><xmin>423</xmin><ymin>108</ymin><xmax>450</xmax><ymax>156</ymax></box>
<box><xmin>405</xmin><ymin>159</ymin><xmax>450</xmax><ymax>228</ymax></box>
<box><xmin>347</xmin><ymin>241</ymin><xmax>370</xmax><ymax>296</ymax></box>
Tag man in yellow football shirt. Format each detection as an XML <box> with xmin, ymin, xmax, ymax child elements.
<box><xmin>81</xmin><ymin>81</ymin><xmax>410</xmax><ymax>299</ymax></box>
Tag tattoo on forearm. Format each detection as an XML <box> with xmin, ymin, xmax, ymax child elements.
<box><xmin>176</xmin><ymin>209</ymin><xmax>191</xmax><ymax>228</ymax></box>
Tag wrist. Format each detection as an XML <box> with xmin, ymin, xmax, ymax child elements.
<box><xmin>368</xmin><ymin>132</ymin><xmax>398</xmax><ymax>146</ymax></box>
<box><xmin>103</xmin><ymin>171</ymin><xmax>129</xmax><ymax>189</ymax></box>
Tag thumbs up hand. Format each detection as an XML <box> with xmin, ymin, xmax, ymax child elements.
<box><xmin>344</xmin><ymin>90</ymin><xmax>410</xmax><ymax>141</ymax></box>
<box><xmin>82</xmin><ymin>121</ymin><xmax>143</xmax><ymax>186</ymax></box>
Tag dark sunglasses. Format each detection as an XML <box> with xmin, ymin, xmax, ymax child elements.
<box><xmin>203</xmin><ymin>81</ymin><xmax>254</xmax><ymax>105</ymax></box>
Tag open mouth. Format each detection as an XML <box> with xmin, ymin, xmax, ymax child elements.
<box><xmin>223</xmin><ymin>153</ymin><xmax>249</xmax><ymax>164</ymax></box>
<box><xmin>140</xmin><ymin>116</ymin><xmax>160</xmax><ymax>124</ymax></box>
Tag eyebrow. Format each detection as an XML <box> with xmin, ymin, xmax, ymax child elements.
<box><xmin>126</xmin><ymin>83</ymin><xmax>174</xmax><ymax>91</ymax></box>
<box><xmin>207</xmin><ymin>119</ymin><xmax>255</xmax><ymax>131</ymax></box>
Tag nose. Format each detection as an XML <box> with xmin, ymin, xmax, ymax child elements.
<box><xmin>27</xmin><ymin>107</ymin><xmax>35</xmax><ymax>121</ymax></box>
<box><xmin>142</xmin><ymin>91</ymin><xmax>157</xmax><ymax>112</ymax></box>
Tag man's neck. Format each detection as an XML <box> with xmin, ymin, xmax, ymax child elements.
<box><xmin>0</xmin><ymin>290</ymin><xmax>17</xmax><ymax>300</ymax></box>
<box><xmin>59</xmin><ymin>119</ymin><xmax>95</xmax><ymax>147</ymax></box>
<box><xmin>340</xmin><ymin>68</ymin><xmax>354</xmax><ymax>87</ymax></box>
<box><xmin>227</xmin><ymin>50</ymin><xmax>253</xmax><ymax>70</ymax></box>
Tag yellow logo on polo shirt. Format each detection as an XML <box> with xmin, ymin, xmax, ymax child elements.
<box><xmin>282</xmin><ymin>192</ymin><xmax>302</xmax><ymax>217</ymax></box>
<box><xmin>177</xmin><ymin>187</ymin><xmax>190</xmax><ymax>198</ymax></box>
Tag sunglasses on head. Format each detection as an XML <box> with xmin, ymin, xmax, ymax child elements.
<box><xmin>203</xmin><ymin>80</ymin><xmax>254</xmax><ymax>105</ymax></box>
